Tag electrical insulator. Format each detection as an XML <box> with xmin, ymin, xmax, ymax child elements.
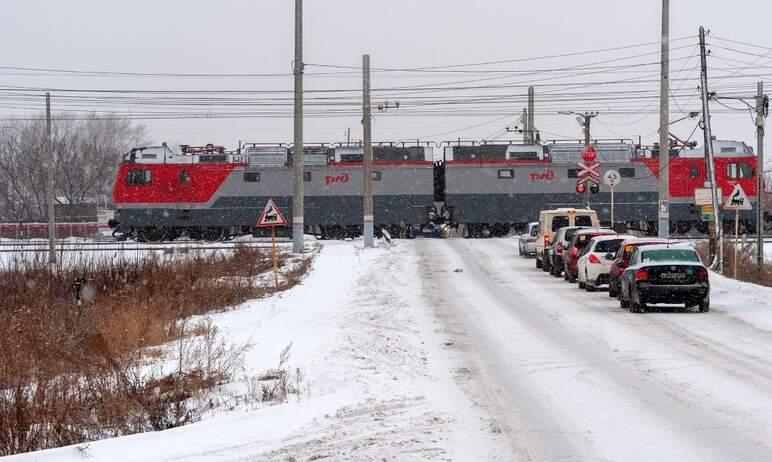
<box><xmin>590</xmin><ymin>182</ymin><xmax>600</xmax><ymax>194</ymax></box>
<box><xmin>576</xmin><ymin>183</ymin><xmax>586</xmax><ymax>194</ymax></box>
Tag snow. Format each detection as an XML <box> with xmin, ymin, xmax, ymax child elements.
<box><xmin>5</xmin><ymin>240</ymin><xmax>511</xmax><ymax>461</ymax></box>
<box><xmin>6</xmin><ymin>238</ymin><xmax>772</xmax><ymax>461</ymax></box>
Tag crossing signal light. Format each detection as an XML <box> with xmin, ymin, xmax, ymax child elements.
<box><xmin>590</xmin><ymin>182</ymin><xmax>600</xmax><ymax>194</ymax></box>
<box><xmin>576</xmin><ymin>183</ymin><xmax>586</xmax><ymax>194</ymax></box>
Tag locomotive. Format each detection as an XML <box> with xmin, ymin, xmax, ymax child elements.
<box><xmin>112</xmin><ymin>139</ymin><xmax>759</xmax><ymax>241</ymax></box>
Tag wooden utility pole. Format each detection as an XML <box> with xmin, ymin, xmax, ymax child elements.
<box><xmin>699</xmin><ymin>26</ymin><xmax>722</xmax><ymax>272</ymax></box>
<box><xmin>657</xmin><ymin>0</ymin><xmax>670</xmax><ymax>239</ymax></box>
<box><xmin>292</xmin><ymin>0</ymin><xmax>304</xmax><ymax>253</ymax></box>
<box><xmin>362</xmin><ymin>54</ymin><xmax>374</xmax><ymax>248</ymax></box>
<box><xmin>45</xmin><ymin>92</ymin><xmax>56</xmax><ymax>265</ymax></box>
<box><xmin>756</xmin><ymin>81</ymin><xmax>765</xmax><ymax>268</ymax></box>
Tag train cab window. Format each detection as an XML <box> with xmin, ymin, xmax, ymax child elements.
<box><xmin>303</xmin><ymin>172</ymin><xmax>312</xmax><ymax>182</ymax></box>
<box><xmin>127</xmin><ymin>169</ymin><xmax>151</xmax><ymax>185</ymax></box>
<box><xmin>721</xmin><ymin>147</ymin><xmax>737</xmax><ymax>154</ymax></box>
<box><xmin>371</xmin><ymin>171</ymin><xmax>382</xmax><ymax>181</ymax></box>
<box><xmin>498</xmin><ymin>169</ymin><xmax>514</xmax><ymax>179</ymax></box>
<box><xmin>243</xmin><ymin>172</ymin><xmax>260</xmax><ymax>182</ymax></box>
<box><xmin>619</xmin><ymin>168</ymin><xmax>635</xmax><ymax>178</ymax></box>
<box><xmin>689</xmin><ymin>164</ymin><xmax>699</xmax><ymax>179</ymax></box>
<box><xmin>179</xmin><ymin>170</ymin><xmax>191</xmax><ymax>184</ymax></box>
<box><xmin>727</xmin><ymin>162</ymin><xmax>753</xmax><ymax>179</ymax></box>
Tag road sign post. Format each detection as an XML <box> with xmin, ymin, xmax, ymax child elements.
<box><xmin>603</xmin><ymin>169</ymin><xmax>621</xmax><ymax>227</ymax></box>
<box><xmin>257</xmin><ymin>198</ymin><xmax>288</xmax><ymax>288</ymax></box>
<box><xmin>722</xmin><ymin>184</ymin><xmax>753</xmax><ymax>279</ymax></box>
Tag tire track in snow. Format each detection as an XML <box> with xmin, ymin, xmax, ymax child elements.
<box><xmin>419</xmin><ymin>238</ymin><xmax>771</xmax><ymax>461</ymax></box>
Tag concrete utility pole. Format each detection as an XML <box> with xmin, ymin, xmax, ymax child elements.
<box><xmin>362</xmin><ymin>54</ymin><xmax>374</xmax><ymax>248</ymax></box>
<box><xmin>45</xmin><ymin>92</ymin><xmax>56</xmax><ymax>265</ymax></box>
<box><xmin>528</xmin><ymin>86</ymin><xmax>535</xmax><ymax>144</ymax></box>
<box><xmin>657</xmin><ymin>0</ymin><xmax>670</xmax><ymax>239</ymax></box>
<box><xmin>756</xmin><ymin>81</ymin><xmax>766</xmax><ymax>268</ymax></box>
<box><xmin>521</xmin><ymin>108</ymin><xmax>529</xmax><ymax>143</ymax></box>
<box><xmin>292</xmin><ymin>0</ymin><xmax>304</xmax><ymax>253</ymax></box>
<box><xmin>699</xmin><ymin>26</ymin><xmax>722</xmax><ymax>272</ymax></box>
<box><xmin>558</xmin><ymin>110</ymin><xmax>598</xmax><ymax>208</ymax></box>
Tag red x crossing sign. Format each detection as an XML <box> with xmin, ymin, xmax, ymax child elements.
<box><xmin>576</xmin><ymin>161</ymin><xmax>601</xmax><ymax>180</ymax></box>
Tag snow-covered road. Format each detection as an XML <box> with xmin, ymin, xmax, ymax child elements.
<box><xmin>419</xmin><ymin>238</ymin><xmax>772</xmax><ymax>461</ymax></box>
<box><xmin>8</xmin><ymin>238</ymin><xmax>772</xmax><ymax>461</ymax></box>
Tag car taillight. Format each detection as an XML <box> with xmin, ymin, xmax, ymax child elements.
<box><xmin>544</xmin><ymin>235</ymin><xmax>550</xmax><ymax>247</ymax></box>
<box><xmin>635</xmin><ymin>269</ymin><xmax>649</xmax><ymax>282</ymax></box>
<box><xmin>556</xmin><ymin>242</ymin><xmax>564</xmax><ymax>254</ymax></box>
<box><xmin>588</xmin><ymin>254</ymin><xmax>601</xmax><ymax>264</ymax></box>
<box><xmin>697</xmin><ymin>268</ymin><xmax>708</xmax><ymax>281</ymax></box>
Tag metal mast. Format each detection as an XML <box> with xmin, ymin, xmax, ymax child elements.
<box><xmin>292</xmin><ymin>0</ymin><xmax>304</xmax><ymax>253</ymax></box>
<box><xmin>657</xmin><ymin>0</ymin><xmax>670</xmax><ymax>238</ymax></box>
<box><xmin>699</xmin><ymin>26</ymin><xmax>722</xmax><ymax>271</ymax></box>
<box><xmin>362</xmin><ymin>54</ymin><xmax>374</xmax><ymax>248</ymax></box>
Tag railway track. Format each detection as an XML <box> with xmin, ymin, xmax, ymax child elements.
<box><xmin>0</xmin><ymin>239</ymin><xmax>290</xmax><ymax>253</ymax></box>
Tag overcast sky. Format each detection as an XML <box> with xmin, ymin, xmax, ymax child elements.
<box><xmin>1</xmin><ymin>0</ymin><xmax>770</xmax><ymax>153</ymax></box>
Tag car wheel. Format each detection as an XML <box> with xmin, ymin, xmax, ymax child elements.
<box><xmin>536</xmin><ymin>257</ymin><xmax>542</xmax><ymax>269</ymax></box>
<box><xmin>699</xmin><ymin>299</ymin><xmax>710</xmax><ymax>313</ymax></box>
<box><xmin>631</xmin><ymin>293</ymin><xmax>646</xmax><ymax>313</ymax></box>
<box><xmin>578</xmin><ymin>280</ymin><xmax>585</xmax><ymax>289</ymax></box>
<box><xmin>585</xmin><ymin>282</ymin><xmax>596</xmax><ymax>292</ymax></box>
<box><xmin>608</xmin><ymin>287</ymin><xmax>617</xmax><ymax>297</ymax></box>
<box><xmin>567</xmin><ymin>271</ymin><xmax>576</xmax><ymax>283</ymax></box>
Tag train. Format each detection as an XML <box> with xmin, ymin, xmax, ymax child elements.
<box><xmin>111</xmin><ymin>139</ymin><xmax>761</xmax><ymax>241</ymax></box>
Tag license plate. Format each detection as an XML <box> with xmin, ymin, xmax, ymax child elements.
<box><xmin>660</xmin><ymin>272</ymin><xmax>686</xmax><ymax>280</ymax></box>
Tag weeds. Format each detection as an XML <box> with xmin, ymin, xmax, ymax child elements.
<box><xmin>0</xmin><ymin>245</ymin><xmax>313</xmax><ymax>456</ymax></box>
<box><xmin>695</xmin><ymin>240</ymin><xmax>772</xmax><ymax>287</ymax></box>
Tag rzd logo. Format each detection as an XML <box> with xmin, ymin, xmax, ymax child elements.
<box><xmin>325</xmin><ymin>173</ymin><xmax>349</xmax><ymax>185</ymax></box>
<box><xmin>529</xmin><ymin>171</ymin><xmax>555</xmax><ymax>182</ymax></box>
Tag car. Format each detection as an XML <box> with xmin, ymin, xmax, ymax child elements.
<box><xmin>535</xmin><ymin>208</ymin><xmax>598</xmax><ymax>271</ymax></box>
<box><xmin>608</xmin><ymin>238</ymin><xmax>669</xmax><ymax>298</ymax></box>
<box><xmin>548</xmin><ymin>226</ymin><xmax>588</xmax><ymax>278</ymax></box>
<box><xmin>576</xmin><ymin>235</ymin><xmax>635</xmax><ymax>291</ymax></box>
<box><xmin>618</xmin><ymin>244</ymin><xmax>710</xmax><ymax>313</ymax></box>
<box><xmin>563</xmin><ymin>228</ymin><xmax>616</xmax><ymax>283</ymax></box>
<box><xmin>518</xmin><ymin>222</ymin><xmax>539</xmax><ymax>257</ymax></box>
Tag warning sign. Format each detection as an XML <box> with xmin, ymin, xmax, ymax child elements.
<box><xmin>722</xmin><ymin>184</ymin><xmax>753</xmax><ymax>211</ymax></box>
<box><xmin>256</xmin><ymin>199</ymin><xmax>287</xmax><ymax>227</ymax></box>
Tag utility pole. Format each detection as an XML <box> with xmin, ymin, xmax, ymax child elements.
<box><xmin>521</xmin><ymin>108</ymin><xmax>529</xmax><ymax>143</ymax></box>
<box><xmin>757</xmin><ymin>81</ymin><xmax>766</xmax><ymax>268</ymax></box>
<box><xmin>699</xmin><ymin>26</ymin><xmax>722</xmax><ymax>272</ymax></box>
<box><xmin>45</xmin><ymin>93</ymin><xmax>56</xmax><ymax>265</ymax></box>
<box><xmin>528</xmin><ymin>86</ymin><xmax>535</xmax><ymax>144</ymax></box>
<box><xmin>558</xmin><ymin>110</ymin><xmax>598</xmax><ymax>208</ymax></box>
<box><xmin>362</xmin><ymin>54</ymin><xmax>374</xmax><ymax>249</ymax></box>
<box><xmin>292</xmin><ymin>0</ymin><xmax>304</xmax><ymax>253</ymax></box>
<box><xmin>657</xmin><ymin>0</ymin><xmax>670</xmax><ymax>239</ymax></box>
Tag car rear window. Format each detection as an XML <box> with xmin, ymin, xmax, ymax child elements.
<box><xmin>564</xmin><ymin>228</ymin><xmax>580</xmax><ymax>242</ymax></box>
<box><xmin>640</xmin><ymin>249</ymin><xmax>701</xmax><ymax>263</ymax></box>
<box><xmin>551</xmin><ymin>216</ymin><xmax>569</xmax><ymax>232</ymax></box>
<box><xmin>575</xmin><ymin>215</ymin><xmax>593</xmax><ymax>227</ymax></box>
<box><xmin>594</xmin><ymin>239</ymin><xmax>623</xmax><ymax>253</ymax></box>
<box><xmin>574</xmin><ymin>234</ymin><xmax>591</xmax><ymax>248</ymax></box>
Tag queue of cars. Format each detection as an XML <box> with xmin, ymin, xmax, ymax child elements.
<box><xmin>520</xmin><ymin>208</ymin><xmax>710</xmax><ymax>313</ymax></box>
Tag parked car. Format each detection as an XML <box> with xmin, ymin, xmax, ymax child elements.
<box><xmin>608</xmin><ymin>238</ymin><xmax>669</xmax><ymax>298</ymax></box>
<box><xmin>535</xmin><ymin>208</ymin><xmax>598</xmax><ymax>271</ymax></box>
<box><xmin>518</xmin><ymin>222</ymin><xmax>539</xmax><ymax>257</ymax></box>
<box><xmin>576</xmin><ymin>235</ymin><xmax>635</xmax><ymax>291</ymax></box>
<box><xmin>548</xmin><ymin>226</ymin><xmax>588</xmax><ymax>278</ymax></box>
<box><xmin>619</xmin><ymin>244</ymin><xmax>710</xmax><ymax>313</ymax></box>
<box><xmin>563</xmin><ymin>228</ymin><xmax>616</xmax><ymax>283</ymax></box>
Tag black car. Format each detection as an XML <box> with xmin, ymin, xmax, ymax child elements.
<box><xmin>619</xmin><ymin>245</ymin><xmax>709</xmax><ymax>313</ymax></box>
<box><xmin>547</xmin><ymin>226</ymin><xmax>587</xmax><ymax>278</ymax></box>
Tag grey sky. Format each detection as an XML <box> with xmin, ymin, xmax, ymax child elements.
<box><xmin>1</xmin><ymin>0</ymin><xmax>770</xmax><ymax>152</ymax></box>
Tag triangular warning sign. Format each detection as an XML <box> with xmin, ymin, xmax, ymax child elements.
<box><xmin>256</xmin><ymin>199</ymin><xmax>287</xmax><ymax>227</ymax></box>
<box><xmin>723</xmin><ymin>184</ymin><xmax>753</xmax><ymax>211</ymax></box>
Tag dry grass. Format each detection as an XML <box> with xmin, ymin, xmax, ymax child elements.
<box><xmin>0</xmin><ymin>245</ymin><xmax>313</xmax><ymax>456</ymax></box>
<box><xmin>695</xmin><ymin>240</ymin><xmax>772</xmax><ymax>287</ymax></box>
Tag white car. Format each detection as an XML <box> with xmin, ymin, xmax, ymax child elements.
<box><xmin>577</xmin><ymin>234</ymin><xmax>634</xmax><ymax>291</ymax></box>
<box><xmin>518</xmin><ymin>222</ymin><xmax>539</xmax><ymax>257</ymax></box>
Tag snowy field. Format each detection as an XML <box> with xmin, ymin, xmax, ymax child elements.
<box><xmin>6</xmin><ymin>238</ymin><xmax>772</xmax><ymax>461</ymax></box>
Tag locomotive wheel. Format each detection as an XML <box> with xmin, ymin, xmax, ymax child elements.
<box><xmin>202</xmin><ymin>227</ymin><xmax>224</xmax><ymax>241</ymax></box>
<box><xmin>695</xmin><ymin>221</ymin><xmax>709</xmax><ymax>234</ymax></box>
<box><xmin>138</xmin><ymin>227</ymin><xmax>164</xmax><ymax>242</ymax></box>
<box><xmin>676</xmin><ymin>222</ymin><xmax>692</xmax><ymax>235</ymax></box>
<box><xmin>187</xmin><ymin>227</ymin><xmax>203</xmax><ymax>240</ymax></box>
<box><xmin>165</xmin><ymin>227</ymin><xmax>182</xmax><ymax>241</ymax></box>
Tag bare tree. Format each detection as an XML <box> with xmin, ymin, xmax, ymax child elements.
<box><xmin>0</xmin><ymin>114</ymin><xmax>147</xmax><ymax>222</ymax></box>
